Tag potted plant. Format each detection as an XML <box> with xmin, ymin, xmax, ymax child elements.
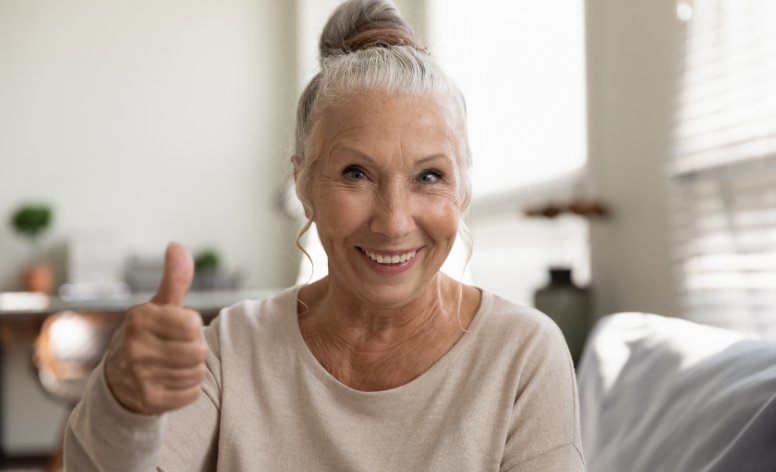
<box><xmin>11</xmin><ymin>203</ymin><xmax>54</xmax><ymax>293</ymax></box>
<box><xmin>194</xmin><ymin>248</ymin><xmax>220</xmax><ymax>291</ymax></box>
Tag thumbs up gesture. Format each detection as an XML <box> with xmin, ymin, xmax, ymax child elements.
<box><xmin>105</xmin><ymin>242</ymin><xmax>208</xmax><ymax>415</ymax></box>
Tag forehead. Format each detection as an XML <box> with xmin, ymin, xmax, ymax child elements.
<box><xmin>317</xmin><ymin>91</ymin><xmax>462</xmax><ymax>158</ymax></box>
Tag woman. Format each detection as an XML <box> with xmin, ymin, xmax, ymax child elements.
<box><xmin>65</xmin><ymin>1</ymin><xmax>585</xmax><ymax>470</ymax></box>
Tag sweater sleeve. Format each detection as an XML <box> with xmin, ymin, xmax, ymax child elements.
<box><xmin>500</xmin><ymin>319</ymin><xmax>587</xmax><ymax>472</ymax></box>
<box><xmin>64</xmin><ymin>319</ymin><xmax>223</xmax><ymax>472</ymax></box>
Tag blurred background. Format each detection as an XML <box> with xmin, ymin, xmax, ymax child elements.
<box><xmin>1</xmin><ymin>0</ymin><xmax>774</xmax><ymax>468</ymax></box>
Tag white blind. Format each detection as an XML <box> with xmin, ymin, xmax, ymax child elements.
<box><xmin>670</xmin><ymin>0</ymin><xmax>776</xmax><ymax>335</ymax></box>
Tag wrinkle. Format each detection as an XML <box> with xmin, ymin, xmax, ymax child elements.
<box><xmin>298</xmin><ymin>275</ymin><xmax>469</xmax><ymax>391</ymax></box>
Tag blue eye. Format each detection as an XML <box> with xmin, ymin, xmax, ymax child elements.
<box><xmin>418</xmin><ymin>169</ymin><xmax>443</xmax><ymax>184</ymax></box>
<box><xmin>343</xmin><ymin>165</ymin><xmax>367</xmax><ymax>181</ymax></box>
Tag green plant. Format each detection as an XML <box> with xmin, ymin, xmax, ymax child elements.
<box><xmin>194</xmin><ymin>249</ymin><xmax>220</xmax><ymax>273</ymax></box>
<box><xmin>11</xmin><ymin>204</ymin><xmax>52</xmax><ymax>241</ymax></box>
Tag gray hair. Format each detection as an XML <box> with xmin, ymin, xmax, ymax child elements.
<box><xmin>293</xmin><ymin>0</ymin><xmax>473</xmax><ymax>219</ymax></box>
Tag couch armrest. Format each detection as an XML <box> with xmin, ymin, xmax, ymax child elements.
<box><xmin>578</xmin><ymin>313</ymin><xmax>776</xmax><ymax>472</ymax></box>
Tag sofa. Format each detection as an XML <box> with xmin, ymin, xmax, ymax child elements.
<box><xmin>577</xmin><ymin>312</ymin><xmax>776</xmax><ymax>472</ymax></box>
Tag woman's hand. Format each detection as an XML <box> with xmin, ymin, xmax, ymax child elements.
<box><xmin>104</xmin><ymin>242</ymin><xmax>208</xmax><ymax>415</ymax></box>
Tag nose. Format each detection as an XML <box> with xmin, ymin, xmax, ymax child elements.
<box><xmin>369</xmin><ymin>182</ymin><xmax>416</xmax><ymax>240</ymax></box>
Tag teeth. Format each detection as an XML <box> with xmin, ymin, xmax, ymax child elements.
<box><xmin>363</xmin><ymin>249</ymin><xmax>417</xmax><ymax>265</ymax></box>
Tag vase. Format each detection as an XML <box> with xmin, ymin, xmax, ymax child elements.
<box><xmin>22</xmin><ymin>263</ymin><xmax>55</xmax><ymax>294</ymax></box>
<box><xmin>533</xmin><ymin>267</ymin><xmax>591</xmax><ymax>366</ymax></box>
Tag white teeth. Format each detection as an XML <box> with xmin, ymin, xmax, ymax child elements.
<box><xmin>363</xmin><ymin>249</ymin><xmax>417</xmax><ymax>265</ymax></box>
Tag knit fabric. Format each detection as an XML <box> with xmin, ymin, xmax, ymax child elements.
<box><xmin>65</xmin><ymin>286</ymin><xmax>585</xmax><ymax>471</ymax></box>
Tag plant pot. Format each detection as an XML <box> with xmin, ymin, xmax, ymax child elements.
<box><xmin>22</xmin><ymin>263</ymin><xmax>55</xmax><ymax>294</ymax></box>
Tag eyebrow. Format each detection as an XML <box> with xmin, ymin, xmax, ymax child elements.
<box><xmin>334</xmin><ymin>146</ymin><xmax>452</xmax><ymax>167</ymax></box>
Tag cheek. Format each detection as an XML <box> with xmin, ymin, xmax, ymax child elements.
<box><xmin>314</xmin><ymin>189</ymin><xmax>371</xmax><ymax>236</ymax></box>
<box><xmin>419</xmin><ymin>196</ymin><xmax>461</xmax><ymax>243</ymax></box>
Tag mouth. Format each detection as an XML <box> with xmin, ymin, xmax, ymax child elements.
<box><xmin>355</xmin><ymin>246</ymin><xmax>423</xmax><ymax>274</ymax></box>
<box><xmin>357</xmin><ymin>247</ymin><xmax>419</xmax><ymax>264</ymax></box>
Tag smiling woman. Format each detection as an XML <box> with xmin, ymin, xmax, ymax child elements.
<box><xmin>64</xmin><ymin>1</ymin><xmax>586</xmax><ymax>470</ymax></box>
<box><xmin>299</xmin><ymin>92</ymin><xmax>465</xmax><ymax>311</ymax></box>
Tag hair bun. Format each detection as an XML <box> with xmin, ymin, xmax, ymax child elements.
<box><xmin>319</xmin><ymin>0</ymin><xmax>425</xmax><ymax>61</ymax></box>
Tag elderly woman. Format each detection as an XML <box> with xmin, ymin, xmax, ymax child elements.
<box><xmin>65</xmin><ymin>1</ymin><xmax>585</xmax><ymax>470</ymax></box>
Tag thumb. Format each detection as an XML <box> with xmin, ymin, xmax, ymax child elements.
<box><xmin>151</xmin><ymin>242</ymin><xmax>194</xmax><ymax>306</ymax></box>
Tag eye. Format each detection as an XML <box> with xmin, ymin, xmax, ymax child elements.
<box><xmin>342</xmin><ymin>165</ymin><xmax>368</xmax><ymax>181</ymax></box>
<box><xmin>418</xmin><ymin>169</ymin><xmax>444</xmax><ymax>184</ymax></box>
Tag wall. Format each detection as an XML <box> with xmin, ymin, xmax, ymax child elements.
<box><xmin>0</xmin><ymin>0</ymin><xmax>300</xmax><ymax>292</ymax></box>
<box><xmin>0</xmin><ymin>0</ymin><xmax>298</xmax><ymax>454</ymax></box>
<box><xmin>585</xmin><ymin>0</ymin><xmax>681</xmax><ymax>317</ymax></box>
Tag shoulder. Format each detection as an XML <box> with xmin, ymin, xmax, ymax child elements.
<box><xmin>467</xmin><ymin>290</ymin><xmax>583</xmax><ymax>469</ymax></box>
<box><xmin>471</xmin><ymin>289</ymin><xmax>573</xmax><ymax>389</ymax></box>
<box><xmin>478</xmin><ymin>289</ymin><xmax>567</xmax><ymax>352</ymax></box>
<box><xmin>204</xmin><ymin>286</ymin><xmax>300</xmax><ymax>353</ymax></box>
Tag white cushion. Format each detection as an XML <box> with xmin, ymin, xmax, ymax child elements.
<box><xmin>578</xmin><ymin>313</ymin><xmax>776</xmax><ymax>472</ymax></box>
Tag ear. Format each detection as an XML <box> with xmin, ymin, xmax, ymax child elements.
<box><xmin>291</xmin><ymin>155</ymin><xmax>302</xmax><ymax>183</ymax></box>
<box><xmin>290</xmin><ymin>155</ymin><xmax>313</xmax><ymax>220</ymax></box>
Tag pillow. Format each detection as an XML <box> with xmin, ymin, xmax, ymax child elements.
<box><xmin>578</xmin><ymin>313</ymin><xmax>776</xmax><ymax>472</ymax></box>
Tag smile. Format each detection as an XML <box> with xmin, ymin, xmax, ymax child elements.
<box><xmin>355</xmin><ymin>246</ymin><xmax>422</xmax><ymax>275</ymax></box>
<box><xmin>359</xmin><ymin>248</ymin><xmax>418</xmax><ymax>265</ymax></box>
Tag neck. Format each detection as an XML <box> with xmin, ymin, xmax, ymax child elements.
<box><xmin>304</xmin><ymin>274</ymin><xmax>457</xmax><ymax>351</ymax></box>
<box><xmin>296</xmin><ymin>274</ymin><xmax>480</xmax><ymax>391</ymax></box>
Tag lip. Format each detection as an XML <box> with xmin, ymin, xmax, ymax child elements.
<box><xmin>359</xmin><ymin>246</ymin><xmax>423</xmax><ymax>256</ymax></box>
<box><xmin>355</xmin><ymin>246</ymin><xmax>423</xmax><ymax>275</ymax></box>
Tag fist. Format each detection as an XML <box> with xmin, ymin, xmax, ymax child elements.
<box><xmin>105</xmin><ymin>242</ymin><xmax>208</xmax><ymax>415</ymax></box>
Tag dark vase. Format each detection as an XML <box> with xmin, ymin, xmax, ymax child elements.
<box><xmin>533</xmin><ymin>267</ymin><xmax>591</xmax><ymax>366</ymax></box>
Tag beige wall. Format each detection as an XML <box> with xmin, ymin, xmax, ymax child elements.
<box><xmin>586</xmin><ymin>0</ymin><xmax>681</xmax><ymax>317</ymax></box>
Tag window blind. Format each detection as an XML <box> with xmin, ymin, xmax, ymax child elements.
<box><xmin>670</xmin><ymin>0</ymin><xmax>776</xmax><ymax>336</ymax></box>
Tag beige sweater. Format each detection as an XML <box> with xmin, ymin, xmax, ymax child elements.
<box><xmin>65</xmin><ymin>286</ymin><xmax>586</xmax><ymax>471</ymax></box>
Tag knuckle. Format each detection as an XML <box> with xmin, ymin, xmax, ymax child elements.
<box><xmin>181</xmin><ymin>325</ymin><xmax>199</xmax><ymax>341</ymax></box>
<box><xmin>187</xmin><ymin>310</ymin><xmax>204</xmax><ymax>326</ymax></box>
<box><xmin>194</xmin><ymin>342</ymin><xmax>209</xmax><ymax>362</ymax></box>
<box><xmin>122</xmin><ymin>339</ymin><xmax>144</xmax><ymax>363</ymax></box>
<box><xmin>194</xmin><ymin>364</ymin><xmax>207</xmax><ymax>382</ymax></box>
<box><xmin>164</xmin><ymin>308</ymin><xmax>200</xmax><ymax>339</ymax></box>
<box><xmin>182</xmin><ymin>314</ymin><xmax>203</xmax><ymax>338</ymax></box>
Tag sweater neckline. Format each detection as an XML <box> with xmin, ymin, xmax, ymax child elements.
<box><xmin>283</xmin><ymin>284</ymin><xmax>491</xmax><ymax>403</ymax></box>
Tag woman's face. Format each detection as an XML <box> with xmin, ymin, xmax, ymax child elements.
<box><xmin>306</xmin><ymin>91</ymin><xmax>466</xmax><ymax>308</ymax></box>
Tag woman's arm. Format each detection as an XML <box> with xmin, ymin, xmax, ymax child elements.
<box><xmin>63</xmin><ymin>243</ymin><xmax>221</xmax><ymax>470</ymax></box>
<box><xmin>500</xmin><ymin>320</ymin><xmax>587</xmax><ymax>472</ymax></box>
<box><xmin>64</xmin><ymin>322</ymin><xmax>221</xmax><ymax>472</ymax></box>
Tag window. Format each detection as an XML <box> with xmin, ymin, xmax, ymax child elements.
<box><xmin>427</xmin><ymin>0</ymin><xmax>587</xmax><ymax>197</ymax></box>
<box><xmin>428</xmin><ymin>0</ymin><xmax>589</xmax><ymax>304</ymax></box>
<box><xmin>670</xmin><ymin>0</ymin><xmax>776</xmax><ymax>335</ymax></box>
